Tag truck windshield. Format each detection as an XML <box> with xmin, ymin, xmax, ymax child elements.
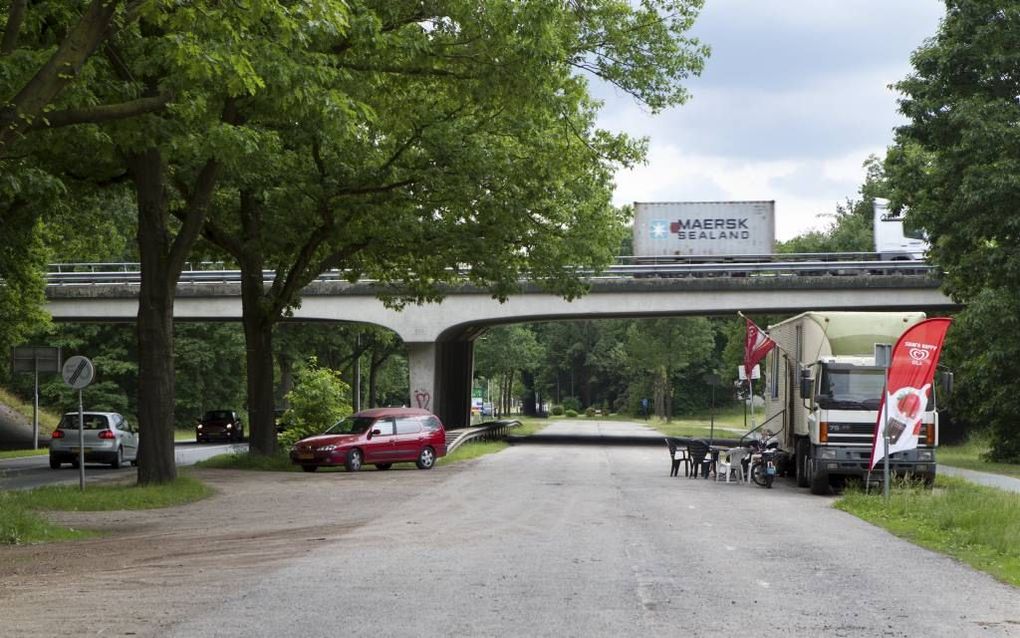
<box><xmin>817</xmin><ymin>368</ymin><xmax>886</xmax><ymax>409</ymax></box>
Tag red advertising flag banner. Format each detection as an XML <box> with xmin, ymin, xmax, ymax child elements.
<box><xmin>744</xmin><ymin>318</ymin><xmax>776</xmax><ymax>380</ymax></box>
<box><xmin>869</xmin><ymin>317</ymin><xmax>952</xmax><ymax>470</ymax></box>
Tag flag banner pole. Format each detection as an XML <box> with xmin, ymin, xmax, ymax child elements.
<box><xmin>883</xmin><ymin>367</ymin><xmax>890</xmax><ymax>502</ymax></box>
<box><xmin>868</xmin><ymin>317</ymin><xmax>953</xmax><ymax>495</ymax></box>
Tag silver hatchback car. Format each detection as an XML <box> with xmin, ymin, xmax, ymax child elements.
<box><xmin>49</xmin><ymin>412</ymin><xmax>139</xmax><ymax>469</ymax></box>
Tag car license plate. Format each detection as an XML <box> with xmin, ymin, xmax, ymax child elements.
<box><xmin>297</xmin><ymin>453</ymin><xmax>314</xmax><ymax>460</ymax></box>
<box><xmin>70</xmin><ymin>447</ymin><xmax>92</xmax><ymax>453</ymax></box>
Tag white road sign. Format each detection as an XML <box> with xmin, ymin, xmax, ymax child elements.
<box><xmin>62</xmin><ymin>356</ymin><xmax>95</xmax><ymax>390</ymax></box>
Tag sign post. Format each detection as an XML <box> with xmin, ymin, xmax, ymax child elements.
<box><xmin>11</xmin><ymin>346</ymin><xmax>61</xmax><ymax>449</ymax></box>
<box><xmin>61</xmin><ymin>356</ymin><xmax>95</xmax><ymax>491</ymax></box>
<box><xmin>704</xmin><ymin>373</ymin><xmax>721</xmax><ymax>444</ymax></box>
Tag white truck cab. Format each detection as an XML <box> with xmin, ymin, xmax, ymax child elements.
<box><xmin>873</xmin><ymin>198</ymin><xmax>928</xmax><ymax>261</ymax></box>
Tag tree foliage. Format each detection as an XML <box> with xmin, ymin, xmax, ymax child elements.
<box><xmin>883</xmin><ymin>0</ymin><xmax>1020</xmax><ymax>460</ymax></box>
<box><xmin>623</xmin><ymin>317</ymin><xmax>714</xmax><ymax>420</ymax></box>
<box><xmin>280</xmin><ymin>359</ymin><xmax>352</xmax><ymax>448</ymax></box>
<box><xmin>474</xmin><ymin>325</ymin><xmax>545</xmax><ymax>416</ymax></box>
<box><xmin>2</xmin><ymin>0</ymin><xmax>709</xmax><ymax>472</ymax></box>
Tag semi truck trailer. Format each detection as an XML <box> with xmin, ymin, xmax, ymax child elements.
<box><xmin>632</xmin><ymin>200</ymin><xmax>775</xmax><ymax>258</ymax></box>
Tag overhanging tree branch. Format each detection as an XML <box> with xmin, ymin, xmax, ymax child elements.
<box><xmin>28</xmin><ymin>94</ymin><xmax>172</xmax><ymax>130</ymax></box>
<box><xmin>0</xmin><ymin>0</ymin><xmax>121</xmax><ymax>148</ymax></box>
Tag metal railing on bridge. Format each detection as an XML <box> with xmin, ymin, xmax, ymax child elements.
<box><xmin>43</xmin><ymin>254</ymin><xmax>938</xmax><ymax>286</ymax></box>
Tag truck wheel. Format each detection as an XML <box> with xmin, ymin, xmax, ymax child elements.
<box><xmin>809</xmin><ymin>460</ymin><xmax>830</xmax><ymax>495</ymax></box>
<box><xmin>796</xmin><ymin>439</ymin><xmax>810</xmax><ymax>488</ymax></box>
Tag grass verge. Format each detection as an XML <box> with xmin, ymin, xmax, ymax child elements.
<box><xmin>0</xmin><ymin>475</ymin><xmax>213</xmax><ymax>545</ymax></box>
<box><xmin>937</xmin><ymin>437</ymin><xmax>1020</xmax><ymax>479</ymax></box>
<box><xmin>836</xmin><ymin>476</ymin><xmax>1020</xmax><ymax>587</ymax></box>
<box><xmin>0</xmin><ymin>386</ymin><xmax>61</xmax><ymax>434</ymax></box>
<box><xmin>647</xmin><ymin>405</ymin><xmax>756</xmax><ymax>439</ymax></box>
<box><xmin>439</xmin><ymin>417</ymin><xmax>551</xmax><ymax>466</ymax></box>
<box><xmin>194</xmin><ymin>451</ymin><xmax>296</xmax><ymax>471</ymax></box>
<box><xmin>0</xmin><ymin>448</ymin><xmax>49</xmax><ymax>459</ymax></box>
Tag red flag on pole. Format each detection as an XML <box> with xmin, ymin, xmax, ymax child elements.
<box><xmin>869</xmin><ymin>317</ymin><xmax>952</xmax><ymax>470</ymax></box>
<box><xmin>744</xmin><ymin>318</ymin><xmax>776</xmax><ymax>380</ymax></box>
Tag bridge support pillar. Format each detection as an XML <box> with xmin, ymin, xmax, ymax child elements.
<box><xmin>406</xmin><ymin>340</ymin><xmax>473</xmax><ymax>430</ymax></box>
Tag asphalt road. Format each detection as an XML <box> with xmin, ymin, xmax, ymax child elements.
<box><xmin>166</xmin><ymin>419</ymin><xmax>1018</xmax><ymax>637</ymax></box>
<box><xmin>0</xmin><ymin>440</ymin><xmax>246</xmax><ymax>490</ymax></box>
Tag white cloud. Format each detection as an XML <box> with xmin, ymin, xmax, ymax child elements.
<box><xmin>595</xmin><ymin>0</ymin><xmax>944</xmax><ymax>242</ymax></box>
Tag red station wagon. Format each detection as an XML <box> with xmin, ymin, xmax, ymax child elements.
<box><xmin>290</xmin><ymin>407</ymin><xmax>447</xmax><ymax>472</ymax></box>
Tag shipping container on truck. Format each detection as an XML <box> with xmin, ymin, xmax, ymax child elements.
<box><xmin>632</xmin><ymin>200</ymin><xmax>775</xmax><ymax>259</ymax></box>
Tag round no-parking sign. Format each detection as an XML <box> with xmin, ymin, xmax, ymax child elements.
<box><xmin>62</xmin><ymin>356</ymin><xmax>95</xmax><ymax>390</ymax></box>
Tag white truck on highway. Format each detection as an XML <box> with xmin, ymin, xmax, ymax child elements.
<box><xmin>762</xmin><ymin>311</ymin><xmax>939</xmax><ymax>494</ymax></box>
<box><xmin>873</xmin><ymin>198</ymin><xmax>928</xmax><ymax>260</ymax></box>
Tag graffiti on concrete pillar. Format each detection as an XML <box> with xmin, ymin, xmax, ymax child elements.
<box><xmin>414</xmin><ymin>389</ymin><xmax>431</xmax><ymax>411</ymax></box>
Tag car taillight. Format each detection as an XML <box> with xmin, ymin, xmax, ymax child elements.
<box><xmin>51</xmin><ymin>429</ymin><xmax>64</xmax><ymax>439</ymax></box>
<box><xmin>98</xmin><ymin>430</ymin><xmax>115</xmax><ymax>439</ymax></box>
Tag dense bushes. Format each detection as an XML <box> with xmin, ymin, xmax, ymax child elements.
<box><xmin>278</xmin><ymin>360</ymin><xmax>351</xmax><ymax>448</ymax></box>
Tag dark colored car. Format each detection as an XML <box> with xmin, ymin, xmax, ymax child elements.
<box><xmin>196</xmin><ymin>410</ymin><xmax>244</xmax><ymax>443</ymax></box>
<box><xmin>289</xmin><ymin>407</ymin><xmax>447</xmax><ymax>473</ymax></box>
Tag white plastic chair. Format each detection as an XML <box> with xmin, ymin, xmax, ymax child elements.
<box><xmin>716</xmin><ymin>447</ymin><xmax>750</xmax><ymax>483</ymax></box>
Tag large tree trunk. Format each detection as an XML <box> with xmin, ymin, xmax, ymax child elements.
<box><xmin>276</xmin><ymin>350</ymin><xmax>293</xmax><ymax>409</ymax></box>
<box><xmin>133</xmin><ymin>148</ymin><xmax>177</xmax><ymax>484</ymax></box>
<box><xmin>521</xmin><ymin>370</ymin><xmax>537</xmax><ymax>417</ymax></box>
<box><xmin>239</xmin><ymin>253</ymin><xmax>277</xmax><ymax>456</ymax></box>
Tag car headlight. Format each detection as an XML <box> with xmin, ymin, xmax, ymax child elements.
<box><xmin>917</xmin><ymin>450</ymin><xmax>933</xmax><ymax>461</ymax></box>
<box><xmin>317</xmin><ymin>445</ymin><xmax>338</xmax><ymax>452</ymax></box>
<box><xmin>818</xmin><ymin>448</ymin><xmax>837</xmax><ymax>459</ymax></box>
<box><xmin>197</xmin><ymin>424</ymin><xmax>203</xmax><ymax>429</ymax></box>
<box><xmin>226</xmin><ymin>424</ymin><xmax>233</xmax><ymax>429</ymax></box>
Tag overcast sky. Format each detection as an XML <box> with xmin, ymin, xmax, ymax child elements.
<box><xmin>596</xmin><ymin>0</ymin><xmax>945</xmax><ymax>241</ymax></box>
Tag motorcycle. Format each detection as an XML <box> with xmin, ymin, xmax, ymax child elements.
<box><xmin>749</xmin><ymin>439</ymin><xmax>778</xmax><ymax>488</ymax></box>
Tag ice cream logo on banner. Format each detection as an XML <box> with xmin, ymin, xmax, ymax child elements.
<box><xmin>908</xmin><ymin>348</ymin><xmax>930</xmax><ymax>362</ymax></box>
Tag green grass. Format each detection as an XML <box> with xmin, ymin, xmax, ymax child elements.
<box><xmin>195</xmin><ymin>451</ymin><xmax>297</xmax><ymax>471</ymax></box>
<box><xmin>836</xmin><ymin>477</ymin><xmax>1020</xmax><ymax>587</ymax></box>
<box><xmin>0</xmin><ymin>386</ymin><xmax>61</xmax><ymax>435</ymax></box>
<box><xmin>439</xmin><ymin>417</ymin><xmax>551</xmax><ymax>465</ymax></box>
<box><xmin>938</xmin><ymin>436</ymin><xmax>1020</xmax><ymax>479</ymax></box>
<box><xmin>0</xmin><ymin>448</ymin><xmax>49</xmax><ymax>459</ymax></box>
<box><xmin>0</xmin><ymin>475</ymin><xmax>213</xmax><ymax>545</ymax></box>
<box><xmin>646</xmin><ymin>406</ymin><xmax>758</xmax><ymax>439</ymax></box>
<box><xmin>439</xmin><ymin>440</ymin><xmax>508</xmax><ymax>465</ymax></box>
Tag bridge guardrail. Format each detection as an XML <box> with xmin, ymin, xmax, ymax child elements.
<box><xmin>42</xmin><ymin>256</ymin><xmax>939</xmax><ymax>286</ymax></box>
<box><xmin>446</xmin><ymin>419</ymin><xmax>521</xmax><ymax>454</ymax></box>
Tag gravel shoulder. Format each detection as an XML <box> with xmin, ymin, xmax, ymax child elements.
<box><xmin>0</xmin><ymin>467</ymin><xmax>443</xmax><ymax>637</ymax></box>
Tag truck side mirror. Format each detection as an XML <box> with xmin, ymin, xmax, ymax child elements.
<box><xmin>799</xmin><ymin>369</ymin><xmax>813</xmax><ymax>400</ymax></box>
<box><xmin>937</xmin><ymin>370</ymin><xmax>954</xmax><ymax>398</ymax></box>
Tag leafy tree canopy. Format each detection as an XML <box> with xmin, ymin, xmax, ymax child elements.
<box><xmin>883</xmin><ymin>0</ymin><xmax>1020</xmax><ymax>459</ymax></box>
